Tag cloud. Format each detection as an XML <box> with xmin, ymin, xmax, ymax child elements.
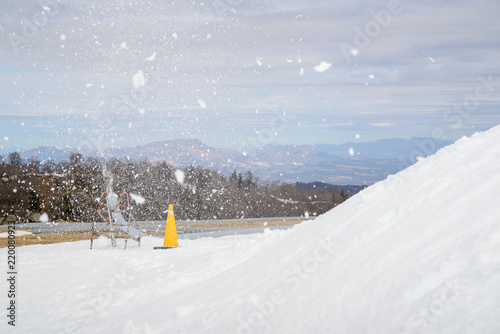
<box><xmin>1</xmin><ymin>0</ymin><xmax>499</xmax><ymax>150</ymax></box>
<box><xmin>370</xmin><ymin>123</ymin><xmax>396</xmax><ymax>128</ymax></box>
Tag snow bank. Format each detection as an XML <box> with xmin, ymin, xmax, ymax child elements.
<box><xmin>3</xmin><ymin>125</ymin><xmax>500</xmax><ymax>334</ymax></box>
<box><xmin>159</xmin><ymin>124</ymin><xmax>500</xmax><ymax>334</ymax></box>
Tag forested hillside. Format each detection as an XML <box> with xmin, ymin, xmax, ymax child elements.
<box><xmin>0</xmin><ymin>152</ymin><xmax>348</xmax><ymax>223</ymax></box>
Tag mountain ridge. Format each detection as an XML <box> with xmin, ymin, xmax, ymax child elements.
<box><xmin>15</xmin><ymin>137</ymin><xmax>453</xmax><ymax>185</ymax></box>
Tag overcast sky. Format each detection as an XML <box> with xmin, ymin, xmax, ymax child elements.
<box><xmin>1</xmin><ymin>0</ymin><xmax>499</xmax><ymax>153</ymax></box>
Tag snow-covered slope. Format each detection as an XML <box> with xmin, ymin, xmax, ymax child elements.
<box><xmin>3</xmin><ymin>125</ymin><xmax>500</xmax><ymax>334</ymax></box>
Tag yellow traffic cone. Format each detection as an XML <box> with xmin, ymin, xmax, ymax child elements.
<box><xmin>154</xmin><ymin>204</ymin><xmax>179</xmax><ymax>249</ymax></box>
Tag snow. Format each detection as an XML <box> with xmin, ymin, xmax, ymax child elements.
<box><xmin>0</xmin><ymin>230</ymin><xmax>31</xmax><ymax>238</ymax></box>
<box><xmin>2</xmin><ymin>125</ymin><xmax>500</xmax><ymax>333</ymax></box>
<box><xmin>198</xmin><ymin>99</ymin><xmax>207</xmax><ymax>109</ymax></box>
<box><xmin>132</xmin><ymin>70</ymin><xmax>145</xmax><ymax>88</ymax></box>
<box><xmin>144</xmin><ymin>52</ymin><xmax>156</xmax><ymax>61</ymax></box>
<box><xmin>174</xmin><ymin>169</ymin><xmax>185</xmax><ymax>185</ymax></box>
<box><xmin>314</xmin><ymin>61</ymin><xmax>332</xmax><ymax>73</ymax></box>
<box><xmin>270</xmin><ymin>195</ymin><xmax>299</xmax><ymax>204</ymax></box>
<box><xmin>130</xmin><ymin>193</ymin><xmax>146</xmax><ymax>205</ymax></box>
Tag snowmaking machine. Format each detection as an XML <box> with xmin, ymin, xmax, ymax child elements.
<box><xmin>90</xmin><ymin>190</ymin><xmax>142</xmax><ymax>250</ymax></box>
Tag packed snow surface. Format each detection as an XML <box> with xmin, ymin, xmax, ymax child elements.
<box><xmin>2</xmin><ymin>125</ymin><xmax>500</xmax><ymax>333</ymax></box>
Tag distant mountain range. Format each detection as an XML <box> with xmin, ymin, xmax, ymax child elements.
<box><xmin>14</xmin><ymin>137</ymin><xmax>452</xmax><ymax>185</ymax></box>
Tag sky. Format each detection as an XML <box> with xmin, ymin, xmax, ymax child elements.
<box><xmin>1</xmin><ymin>0</ymin><xmax>499</xmax><ymax>153</ymax></box>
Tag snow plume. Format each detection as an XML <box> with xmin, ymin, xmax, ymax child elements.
<box><xmin>102</xmin><ymin>161</ymin><xmax>114</xmax><ymax>194</ymax></box>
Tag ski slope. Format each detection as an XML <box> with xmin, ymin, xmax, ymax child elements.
<box><xmin>3</xmin><ymin>125</ymin><xmax>500</xmax><ymax>333</ymax></box>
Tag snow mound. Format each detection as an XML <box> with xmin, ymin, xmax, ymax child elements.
<box><xmin>164</xmin><ymin>124</ymin><xmax>500</xmax><ymax>333</ymax></box>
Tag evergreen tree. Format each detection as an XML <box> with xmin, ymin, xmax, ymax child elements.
<box><xmin>245</xmin><ymin>171</ymin><xmax>255</xmax><ymax>187</ymax></box>
<box><xmin>8</xmin><ymin>152</ymin><xmax>22</xmax><ymax>169</ymax></box>
<box><xmin>230</xmin><ymin>170</ymin><xmax>237</xmax><ymax>183</ymax></box>
<box><xmin>28</xmin><ymin>190</ymin><xmax>41</xmax><ymax>212</ymax></box>
<box><xmin>237</xmin><ymin>173</ymin><xmax>243</xmax><ymax>188</ymax></box>
<box><xmin>340</xmin><ymin>189</ymin><xmax>349</xmax><ymax>202</ymax></box>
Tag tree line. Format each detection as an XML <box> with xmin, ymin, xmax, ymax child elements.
<box><xmin>0</xmin><ymin>152</ymin><xmax>348</xmax><ymax>223</ymax></box>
